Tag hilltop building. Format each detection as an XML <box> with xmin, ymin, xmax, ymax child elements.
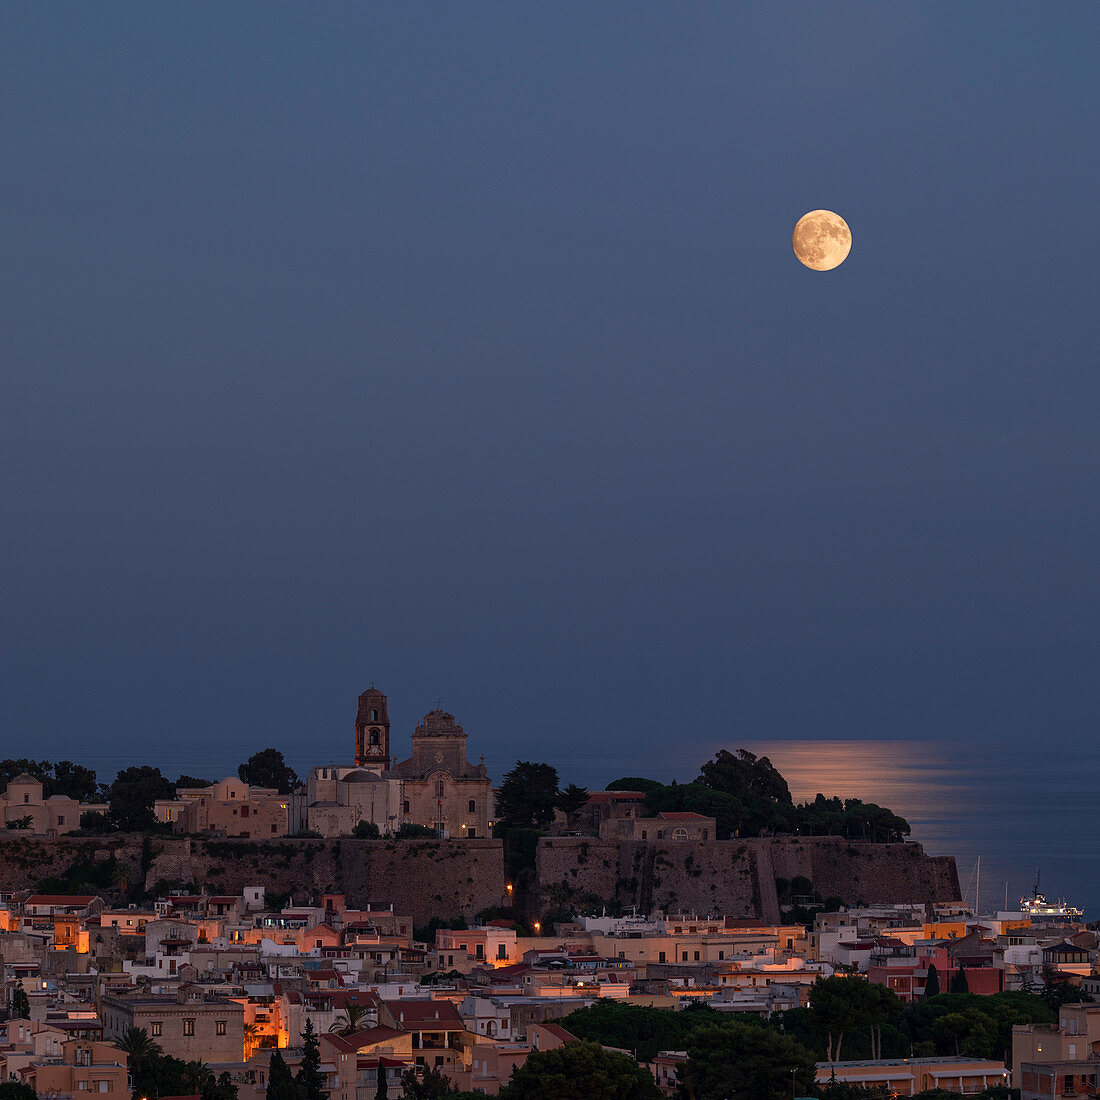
<box><xmin>294</xmin><ymin>688</ymin><xmax>492</xmax><ymax>838</ymax></box>
<box><xmin>155</xmin><ymin>777</ymin><xmax>290</xmax><ymax>836</ymax></box>
<box><xmin>0</xmin><ymin>774</ymin><xmax>108</xmax><ymax>836</ymax></box>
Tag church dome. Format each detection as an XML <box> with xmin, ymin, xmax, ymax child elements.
<box><xmin>342</xmin><ymin>769</ymin><xmax>384</xmax><ymax>784</ymax></box>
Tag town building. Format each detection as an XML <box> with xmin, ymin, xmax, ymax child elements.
<box><xmin>15</xmin><ymin>1037</ymin><xmax>130</xmax><ymax>1097</ymax></box>
<box><xmin>100</xmin><ymin>989</ymin><xmax>245</xmax><ymax>1062</ymax></box>
<box><xmin>815</xmin><ymin>1056</ymin><xmax>1010</xmax><ymax>1095</ymax></box>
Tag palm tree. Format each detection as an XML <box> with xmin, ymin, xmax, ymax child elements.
<box><xmin>329</xmin><ymin>1003</ymin><xmax>374</xmax><ymax>1036</ymax></box>
<box><xmin>243</xmin><ymin>1022</ymin><xmax>260</xmax><ymax>1060</ymax></box>
<box><xmin>118</xmin><ymin>1026</ymin><xmax>162</xmax><ymax>1067</ymax></box>
<box><xmin>182</xmin><ymin>1059</ymin><xmax>214</xmax><ymax>1094</ymax></box>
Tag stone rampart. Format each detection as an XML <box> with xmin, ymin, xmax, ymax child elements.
<box><xmin>0</xmin><ymin>833</ymin><xmax>957</xmax><ymax>925</ymax></box>
<box><xmin>0</xmin><ymin>836</ymin><xmax>507</xmax><ymax>924</ymax></box>
<box><xmin>535</xmin><ymin>836</ymin><xmax>959</xmax><ymax>918</ymax></box>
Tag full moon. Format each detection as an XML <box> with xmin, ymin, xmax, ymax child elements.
<box><xmin>792</xmin><ymin>209</ymin><xmax>852</xmax><ymax>271</ymax></box>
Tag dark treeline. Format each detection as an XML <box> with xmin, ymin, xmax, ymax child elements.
<box><xmin>557</xmin><ymin>979</ymin><xmax>1088</xmax><ymax>1098</ymax></box>
<box><xmin>490</xmin><ymin>748</ymin><xmax>910</xmax><ymax>842</ymax></box>
<box><xmin>0</xmin><ymin>748</ymin><xmax>299</xmax><ymax>834</ymax></box>
<box><xmin>608</xmin><ymin>748</ymin><xmax>911</xmax><ymax>841</ymax></box>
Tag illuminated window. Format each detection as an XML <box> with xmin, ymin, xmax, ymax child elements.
<box><xmin>151</xmin><ymin>1023</ymin><xmax>162</xmax><ymax>1036</ymax></box>
<box><xmin>183</xmin><ymin>1019</ymin><xmax>195</xmax><ymax>1036</ymax></box>
<box><xmin>216</xmin><ymin>1021</ymin><xmax>226</xmax><ymax>1036</ymax></box>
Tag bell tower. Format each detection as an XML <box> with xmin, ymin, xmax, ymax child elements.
<box><xmin>355</xmin><ymin>687</ymin><xmax>390</xmax><ymax>769</ymax></box>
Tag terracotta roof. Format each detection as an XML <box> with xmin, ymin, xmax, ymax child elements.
<box><xmin>25</xmin><ymin>895</ymin><xmax>97</xmax><ymax>906</ymax></box>
<box><xmin>385</xmin><ymin>1000</ymin><xmax>463</xmax><ymax>1029</ymax></box>
<box><xmin>656</xmin><ymin>812</ymin><xmax>712</xmax><ymax>821</ymax></box>
<box><xmin>534</xmin><ymin>1022</ymin><xmax>578</xmax><ymax>1043</ymax></box>
<box><xmin>347</xmin><ymin>1025</ymin><xmax>404</xmax><ymax>1046</ymax></box>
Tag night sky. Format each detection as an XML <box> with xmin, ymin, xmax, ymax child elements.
<box><xmin>3</xmin><ymin>4</ymin><xmax>1098</xmax><ymax>791</ymax></box>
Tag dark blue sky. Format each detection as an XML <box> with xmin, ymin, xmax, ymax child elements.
<box><xmin>2</xmin><ymin>4</ymin><xmax>1098</xmax><ymax>789</ymax></box>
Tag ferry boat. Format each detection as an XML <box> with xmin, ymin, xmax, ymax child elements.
<box><xmin>1020</xmin><ymin>871</ymin><xmax>1083</xmax><ymax>921</ymax></box>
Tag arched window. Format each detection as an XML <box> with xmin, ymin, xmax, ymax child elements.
<box><xmin>369</xmin><ymin>729</ymin><xmax>380</xmax><ymax>745</ymax></box>
<box><xmin>436</xmin><ymin>779</ymin><xmax>445</xmax><ymax>798</ymax></box>
<box><xmin>370</xmin><ymin>709</ymin><xmax>378</xmax><ymax>721</ymax></box>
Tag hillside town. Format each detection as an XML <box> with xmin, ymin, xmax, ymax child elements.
<box><xmin>0</xmin><ymin>690</ymin><xmax>1095</xmax><ymax>1099</ymax></box>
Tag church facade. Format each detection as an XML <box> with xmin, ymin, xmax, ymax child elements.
<box><xmin>294</xmin><ymin>688</ymin><xmax>492</xmax><ymax>839</ymax></box>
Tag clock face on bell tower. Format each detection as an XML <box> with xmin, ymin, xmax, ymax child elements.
<box><xmin>355</xmin><ymin>688</ymin><xmax>390</xmax><ymax>769</ymax></box>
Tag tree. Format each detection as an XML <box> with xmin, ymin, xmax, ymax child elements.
<box><xmin>374</xmin><ymin>1060</ymin><xmax>388</xmax><ymax>1100</ymax></box>
<box><xmin>79</xmin><ymin>810</ymin><xmax>111</xmax><ymax>834</ymax></box>
<box><xmin>808</xmin><ymin>976</ymin><xmax>877</xmax><ymax>1063</ymax></box>
<box><xmin>951</xmin><ymin>967</ymin><xmax>970</xmax><ymax>994</ymax></box>
<box><xmin>560</xmin><ymin>1000</ymin><xmax>740</xmax><ymax>1063</ymax></box>
<box><xmin>329</xmin><ymin>1003</ymin><xmax>373</xmax><ymax>1035</ymax></box>
<box><xmin>676</xmin><ymin>1023</ymin><xmax>816</xmax><ymax>1100</ymax></box>
<box><xmin>352</xmin><ymin>820</ymin><xmax>381</xmax><ymax>839</ymax></box>
<box><xmin>203</xmin><ymin>1071</ymin><xmax>239</xmax><ymax>1100</ymax></box>
<box><xmin>396</xmin><ymin>823</ymin><xmax>437</xmax><ymax>839</ymax></box>
<box><xmin>698</xmin><ymin>748</ymin><xmax>792</xmax><ymax>804</ymax></box>
<box><xmin>5</xmin><ymin>816</ymin><xmax>33</xmax><ymax>830</ymax></box>
<box><xmin>605</xmin><ymin>777</ymin><xmax>664</xmax><ymax>795</ymax></box>
<box><xmin>107</xmin><ymin>766</ymin><xmax>173</xmax><ymax>831</ymax></box>
<box><xmin>266</xmin><ymin>1049</ymin><xmax>297</xmax><ymax>1100</ymax></box>
<box><xmin>924</xmin><ymin>964</ymin><xmax>941</xmax><ymax>998</ymax></box>
<box><xmin>496</xmin><ymin>761</ymin><xmax>560</xmax><ymax>828</ymax></box>
<box><xmin>296</xmin><ymin>1018</ymin><xmax>324</xmax><ymax>1100</ymax></box>
<box><xmin>175</xmin><ymin>774</ymin><xmax>212</xmax><ymax>789</ymax></box>
<box><xmin>239</xmin><ymin>748</ymin><xmax>300</xmax><ymax>794</ymax></box>
<box><xmin>10</xmin><ymin>981</ymin><xmax>30</xmax><ymax>1019</ymax></box>
<box><xmin>0</xmin><ymin>1082</ymin><xmax>38</xmax><ymax>1100</ymax></box>
<box><xmin>118</xmin><ymin>1026</ymin><xmax>164</xmax><ymax>1092</ymax></box>
<box><xmin>48</xmin><ymin>760</ymin><xmax>99</xmax><ymax>802</ymax></box>
<box><xmin>400</xmin><ymin>1066</ymin><xmax>459</xmax><ymax>1098</ymax></box>
<box><xmin>556</xmin><ymin>783</ymin><xmax>590</xmax><ymax>817</ymax></box>
<box><xmin>118</xmin><ymin>1025</ymin><xmax>162</xmax><ymax>1064</ymax></box>
<box><xmin>497</xmin><ymin>1040</ymin><xmax>661</xmax><ymax>1099</ymax></box>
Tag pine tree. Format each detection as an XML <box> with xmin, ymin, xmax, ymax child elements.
<box><xmin>296</xmin><ymin>1019</ymin><xmax>324</xmax><ymax>1100</ymax></box>
<box><xmin>924</xmin><ymin>963</ymin><xmax>941</xmax><ymax>998</ymax></box>
<box><xmin>950</xmin><ymin>966</ymin><xmax>970</xmax><ymax>994</ymax></box>
<box><xmin>375</xmin><ymin>1061</ymin><xmax>388</xmax><ymax>1100</ymax></box>
<box><xmin>267</xmin><ymin>1049</ymin><xmax>297</xmax><ymax>1100</ymax></box>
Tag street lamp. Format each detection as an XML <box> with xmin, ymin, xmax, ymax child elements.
<box><xmin>534</xmin><ymin>922</ymin><xmax>541</xmax><ymax>935</ymax></box>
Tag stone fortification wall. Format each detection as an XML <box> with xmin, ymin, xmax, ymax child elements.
<box><xmin>759</xmin><ymin>837</ymin><xmax>961</xmax><ymax>907</ymax></box>
<box><xmin>0</xmin><ymin>833</ymin><xmax>957</xmax><ymax>925</ymax></box>
<box><xmin>535</xmin><ymin>836</ymin><xmax>959</xmax><ymax>919</ymax></box>
<box><xmin>0</xmin><ymin>836</ymin><xmax>507</xmax><ymax>924</ymax></box>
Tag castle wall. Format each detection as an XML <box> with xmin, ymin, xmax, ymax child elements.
<box><xmin>535</xmin><ymin>836</ymin><xmax>959</xmax><ymax>919</ymax></box>
<box><xmin>0</xmin><ymin>836</ymin><xmax>507</xmax><ymax>925</ymax></box>
<box><xmin>0</xmin><ymin>834</ymin><xmax>958</xmax><ymax>927</ymax></box>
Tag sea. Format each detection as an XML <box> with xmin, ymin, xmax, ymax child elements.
<box><xmin>539</xmin><ymin>739</ymin><xmax>1098</xmax><ymax>922</ymax></box>
<box><xmin>72</xmin><ymin>739</ymin><xmax>1096</xmax><ymax>922</ymax></box>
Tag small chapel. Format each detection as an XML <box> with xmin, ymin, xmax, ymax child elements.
<box><xmin>294</xmin><ymin>688</ymin><xmax>493</xmax><ymax>838</ymax></box>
